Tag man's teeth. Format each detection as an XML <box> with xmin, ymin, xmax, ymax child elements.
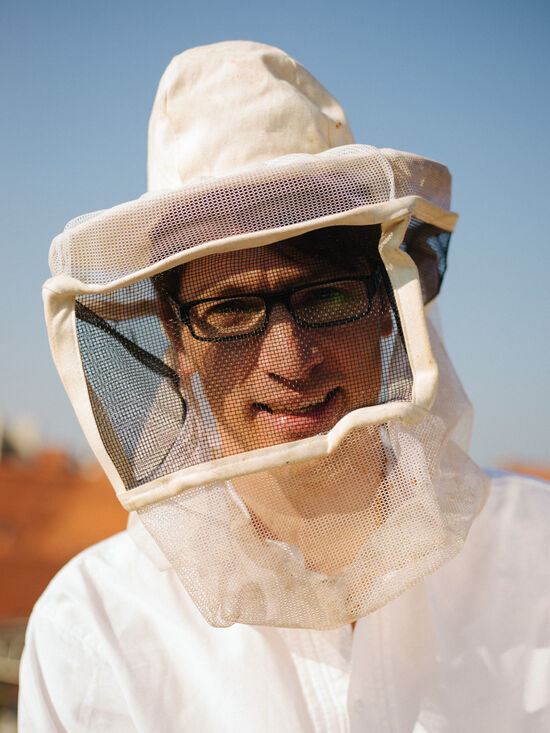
<box><xmin>270</xmin><ymin>398</ymin><xmax>324</xmax><ymax>414</ymax></box>
<box><xmin>257</xmin><ymin>390</ymin><xmax>337</xmax><ymax>414</ymax></box>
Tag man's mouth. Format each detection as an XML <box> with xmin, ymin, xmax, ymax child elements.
<box><xmin>253</xmin><ymin>387</ymin><xmax>340</xmax><ymax>416</ymax></box>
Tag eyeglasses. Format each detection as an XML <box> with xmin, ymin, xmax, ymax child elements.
<box><xmin>167</xmin><ymin>268</ymin><xmax>383</xmax><ymax>342</ymax></box>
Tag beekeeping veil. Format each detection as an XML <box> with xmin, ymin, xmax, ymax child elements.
<box><xmin>44</xmin><ymin>41</ymin><xmax>489</xmax><ymax>629</ymax></box>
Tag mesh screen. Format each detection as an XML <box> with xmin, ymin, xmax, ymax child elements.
<box><xmin>53</xmin><ymin>143</ymin><xmax>471</xmax><ymax>629</ymax></box>
<box><xmin>76</xmin><ymin>226</ymin><xmax>414</xmax><ymax>489</ymax></box>
<box><xmin>70</xmin><ymin>221</ymin><xmax>488</xmax><ymax>630</ymax></box>
<box><xmin>49</xmin><ymin>146</ymin><xmax>451</xmax><ymax>286</ymax></box>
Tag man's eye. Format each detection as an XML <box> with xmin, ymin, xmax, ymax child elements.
<box><xmin>306</xmin><ymin>288</ymin><xmax>350</xmax><ymax>306</ymax></box>
<box><xmin>208</xmin><ymin>299</ymin><xmax>258</xmax><ymax>316</ymax></box>
<box><xmin>198</xmin><ymin>299</ymin><xmax>264</xmax><ymax>328</ymax></box>
<box><xmin>293</xmin><ymin>282</ymin><xmax>368</xmax><ymax>323</ymax></box>
<box><xmin>320</xmin><ymin>288</ymin><xmax>346</xmax><ymax>301</ymax></box>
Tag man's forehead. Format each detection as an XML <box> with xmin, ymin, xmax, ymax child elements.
<box><xmin>179</xmin><ymin>242</ymin><xmax>354</xmax><ymax>300</ymax></box>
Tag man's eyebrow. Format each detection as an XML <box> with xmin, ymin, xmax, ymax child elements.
<box><xmin>203</xmin><ymin>280</ymin><xmax>263</xmax><ymax>298</ymax></box>
<box><xmin>184</xmin><ymin>279</ymin><xmax>263</xmax><ymax>301</ymax></box>
<box><xmin>187</xmin><ymin>272</ymin><xmax>342</xmax><ymax>301</ymax></box>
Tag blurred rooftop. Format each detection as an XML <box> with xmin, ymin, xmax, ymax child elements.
<box><xmin>0</xmin><ymin>448</ymin><xmax>126</xmax><ymax>620</ymax></box>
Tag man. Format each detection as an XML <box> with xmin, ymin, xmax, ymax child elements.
<box><xmin>19</xmin><ymin>41</ymin><xmax>550</xmax><ymax>730</ymax></box>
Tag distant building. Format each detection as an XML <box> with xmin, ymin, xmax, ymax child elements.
<box><xmin>0</xmin><ymin>442</ymin><xmax>127</xmax><ymax>722</ymax></box>
<box><xmin>500</xmin><ymin>462</ymin><xmax>550</xmax><ymax>482</ymax></box>
<box><xmin>1</xmin><ymin>449</ymin><xmax>127</xmax><ymax>620</ymax></box>
<box><xmin>0</xmin><ymin>417</ymin><xmax>41</xmax><ymax>462</ymax></box>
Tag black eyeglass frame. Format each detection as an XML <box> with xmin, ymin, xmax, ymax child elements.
<box><xmin>166</xmin><ymin>266</ymin><xmax>384</xmax><ymax>342</ymax></box>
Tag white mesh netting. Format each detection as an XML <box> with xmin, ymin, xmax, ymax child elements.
<box><xmin>75</xmin><ymin>225</ymin><xmax>415</xmax><ymax>490</ymax></box>
<box><xmin>48</xmin><ymin>145</ymin><xmax>450</xmax><ymax>286</ymax></box>
<box><xmin>135</xmin><ymin>319</ymin><xmax>488</xmax><ymax>628</ymax></box>
<box><xmin>46</xmin><ymin>143</ymin><xmax>486</xmax><ymax>629</ymax></box>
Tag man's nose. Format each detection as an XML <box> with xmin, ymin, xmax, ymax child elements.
<box><xmin>257</xmin><ymin>303</ymin><xmax>324</xmax><ymax>381</ymax></box>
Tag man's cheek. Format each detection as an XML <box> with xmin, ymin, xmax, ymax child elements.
<box><xmin>200</xmin><ymin>359</ymin><xmax>250</xmax><ymax>418</ymax></box>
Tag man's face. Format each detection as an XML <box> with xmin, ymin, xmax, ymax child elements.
<box><xmin>173</xmin><ymin>240</ymin><xmax>391</xmax><ymax>457</ymax></box>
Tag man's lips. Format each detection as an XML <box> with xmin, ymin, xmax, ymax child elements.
<box><xmin>252</xmin><ymin>387</ymin><xmax>340</xmax><ymax>416</ymax></box>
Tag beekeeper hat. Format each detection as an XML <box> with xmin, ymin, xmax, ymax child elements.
<box><xmin>43</xmin><ymin>41</ymin><xmax>488</xmax><ymax>629</ymax></box>
<box><xmin>48</xmin><ymin>41</ymin><xmax>454</xmax><ymax>289</ymax></box>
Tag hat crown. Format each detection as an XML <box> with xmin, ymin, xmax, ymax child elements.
<box><xmin>147</xmin><ymin>41</ymin><xmax>354</xmax><ymax>191</ymax></box>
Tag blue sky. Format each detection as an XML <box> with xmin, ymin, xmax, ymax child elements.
<box><xmin>1</xmin><ymin>0</ymin><xmax>548</xmax><ymax>467</ymax></box>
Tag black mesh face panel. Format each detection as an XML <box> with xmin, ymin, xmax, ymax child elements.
<box><xmin>401</xmin><ymin>217</ymin><xmax>451</xmax><ymax>304</ymax></box>
<box><xmin>76</xmin><ymin>282</ymin><xmax>185</xmax><ymax>489</ymax></box>
<box><xmin>75</xmin><ymin>225</ymin><xmax>416</xmax><ymax>489</ymax></box>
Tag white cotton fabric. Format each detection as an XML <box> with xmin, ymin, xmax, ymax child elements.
<box><xmin>19</xmin><ymin>472</ymin><xmax>550</xmax><ymax>732</ymax></box>
<box><xmin>148</xmin><ymin>40</ymin><xmax>354</xmax><ymax>191</ymax></box>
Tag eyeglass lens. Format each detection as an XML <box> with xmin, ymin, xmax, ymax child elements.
<box><xmin>188</xmin><ymin>280</ymin><xmax>371</xmax><ymax>339</ymax></box>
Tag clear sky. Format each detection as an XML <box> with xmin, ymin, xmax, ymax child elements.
<box><xmin>1</xmin><ymin>0</ymin><xmax>548</xmax><ymax>468</ymax></box>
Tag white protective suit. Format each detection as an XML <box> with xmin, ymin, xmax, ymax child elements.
<box><xmin>19</xmin><ymin>41</ymin><xmax>550</xmax><ymax>731</ymax></box>
<box><xmin>19</xmin><ymin>472</ymin><xmax>550</xmax><ymax>731</ymax></box>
